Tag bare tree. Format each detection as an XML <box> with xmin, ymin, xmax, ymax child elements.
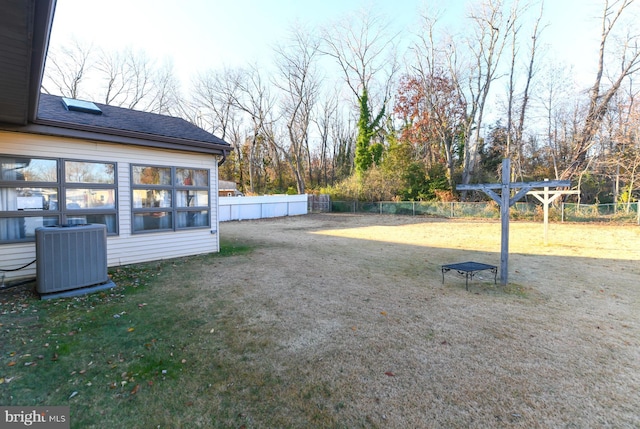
<box><xmin>272</xmin><ymin>24</ymin><xmax>322</xmax><ymax>194</ymax></box>
<box><xmin>229</xmin><ymin>64</ymin><xmax>277</xmax><ymax>194</ymax></box>
<box><xmin>458</xmin><ymin>0</ymin><xmax>517</xmax><ymax>189</ymax></box>
<box><xmin>92</xmin><ymin>47</ymin><xmax>161</xmax><ymax>110</ymax></box>
<box><xmin>407</xmin><ymin>8</ymin><xmax>467</xmax><ymax>190</ymax></box>
<box><xmin>537</xmin><ymin>62</ymin><xmax>580</xmax><ymax>178</ymax></box>
<box><xmin>605</xmin><ymin>78</ymin><xmax>640</xmax><ymax>207</ymax></box>
<box><xmin>95</xmin><ymin>48</ymin><xmax>130</xmax><ymax>105</ymax></box>
<box><xmin>191</xmin><ymin>67</ymin><xmax>252</xmax><ymax>188</ymax></box>
<box><xmin>322</xmin><ymin>6</ymin><xmax>399</xmax><ymax>174</ymax></box>
<box><xmin>313</xmin><ymin>90</ymin><xmax>340</xmax><ymax>186</ymax></box>
<box><xmin>191</xmin><ymin>67</ymin><xmax>242</xmax><ymax>138</ymax></box>
<box><xmin>122</xmin><ymin>49</ymin><xmax>154</xmax><ymax>110</ymax></box>
<box><xmin>42</xmin><ymin>39</ymin><xmax>93</xmax><ymax>99</ymax></box>
<box><xmin>505</xmin><ymin>0</ymin><xmax>546</xmax><ymax>180</ymax></box>
<box><xmin>146</xmin><ymin>60</ymin><xmax>183</xmax><ymax>115</ymax></box>
<box><xmin>44</xmin><ymin>40</ymin><xmax>181</xmax><ymax>115</ymax></box>
<box><xmin>561</xmin><ymin>0</ymin><xmax>640</xmax><ymax>180</ymax></box>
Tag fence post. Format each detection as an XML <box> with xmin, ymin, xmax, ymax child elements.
<box><xmin>413</xmin><ymin>201</ymin><xmax>415</xmax><ymax>216</ymax></box>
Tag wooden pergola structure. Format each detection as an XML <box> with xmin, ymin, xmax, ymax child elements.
<box><xmin>527</xmin><ymin>182</ymin><xmax>580</xmax><ymax>245</ymax></box>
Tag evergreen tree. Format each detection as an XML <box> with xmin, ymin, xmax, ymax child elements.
<box><xmin>354</xmin><ymin>87</ymin><xmax>386</xmax><ymax>176</ymax></box>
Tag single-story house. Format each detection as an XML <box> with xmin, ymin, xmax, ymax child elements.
<box><xmin>0</xmin><ymin>0</ymin><xmax>231</xmax><ymax>283</ymax></box>
<box><xmin>218</xmin><ymin>180</ymin><xmax>244</xmax><ymax>197</ymax></box>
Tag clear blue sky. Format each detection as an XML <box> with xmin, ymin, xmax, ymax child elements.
<box><xmin>47</xmin><ymin>0</ymin><xmax>619</xmax><ymax>88</ymax></box>
<box><xmin>49</xmin><ymin>0</ymin><xmax>423</xmax><ymax>77</ymax></box>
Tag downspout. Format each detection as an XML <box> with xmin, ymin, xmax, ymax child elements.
<box><xmin>217</xmin><ymin>151</ymin><xmax>227</xmax><ymax>167</ymax></box>
<box><xmin>214</xmin><ymin>151</ymin><xmax>228</xmax><ymax>251</ymax></box>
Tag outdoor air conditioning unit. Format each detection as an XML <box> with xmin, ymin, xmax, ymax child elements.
<box><xmin>35</xmin><ymin>224</ymin><xmax>115</xmax><ymax>299</ymax></box>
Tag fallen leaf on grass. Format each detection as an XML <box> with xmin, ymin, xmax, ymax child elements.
<box><xmin>127</xmin><ymin>327</ymin><xmax>135</xmax><ymax>332</ymax></box>
<box><xmin>51</xmin><ymin>353</ymin><xmax>58</xmax><ymax>361</ymax></box>
<box><xmin>131</xmin><ymin>384</ymin><xmax>140</xmax><ymax>395</ymax></box>
<box><xmin>7</xmin><ymin>361</ymin><xmax>16</xmax><ymax>367</ymax></box>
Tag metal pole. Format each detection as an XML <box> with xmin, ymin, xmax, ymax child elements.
<box><xmin>500</xmin><ymin>159</ymin><xmax>510</xmax><ymax>286</ymax></box>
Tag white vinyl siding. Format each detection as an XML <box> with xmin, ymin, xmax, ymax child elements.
<box><xmin>0</xmin><ymin>130</ymin><xmax>220</xmax><ymax>281</ymax></box>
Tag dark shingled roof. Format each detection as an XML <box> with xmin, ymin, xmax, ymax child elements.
<box><xmin>36</xmin><ymin>93</ymin><xmax>230</xmax><ymax>149</ymax></box>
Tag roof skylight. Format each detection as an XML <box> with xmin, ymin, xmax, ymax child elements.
<box><xmin>61</xmin><ymin>97</ymin><xmax>102</xmax><ymax>115</ymax></box>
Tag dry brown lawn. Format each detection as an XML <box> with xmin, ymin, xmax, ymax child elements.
<box><xmin>208</xmin><ymin>213</ymin><xmax>640</xmax><ymax>428</ymax></box>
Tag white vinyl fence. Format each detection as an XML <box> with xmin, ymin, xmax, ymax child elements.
<box><xmin>219</xmin><ymin>195</ymin><xmax>308</xmax><ymax>221</ymax></box>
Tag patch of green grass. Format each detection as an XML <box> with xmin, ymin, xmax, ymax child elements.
<box><xmin>218</xmin><ymin>239</ymin><xmax>253</xmax><ymax>257</ymax></box>
<box><xmin>0</xmin><ymin>245</ymin><xmax>340</xmax><ymax>428</ymax></box>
